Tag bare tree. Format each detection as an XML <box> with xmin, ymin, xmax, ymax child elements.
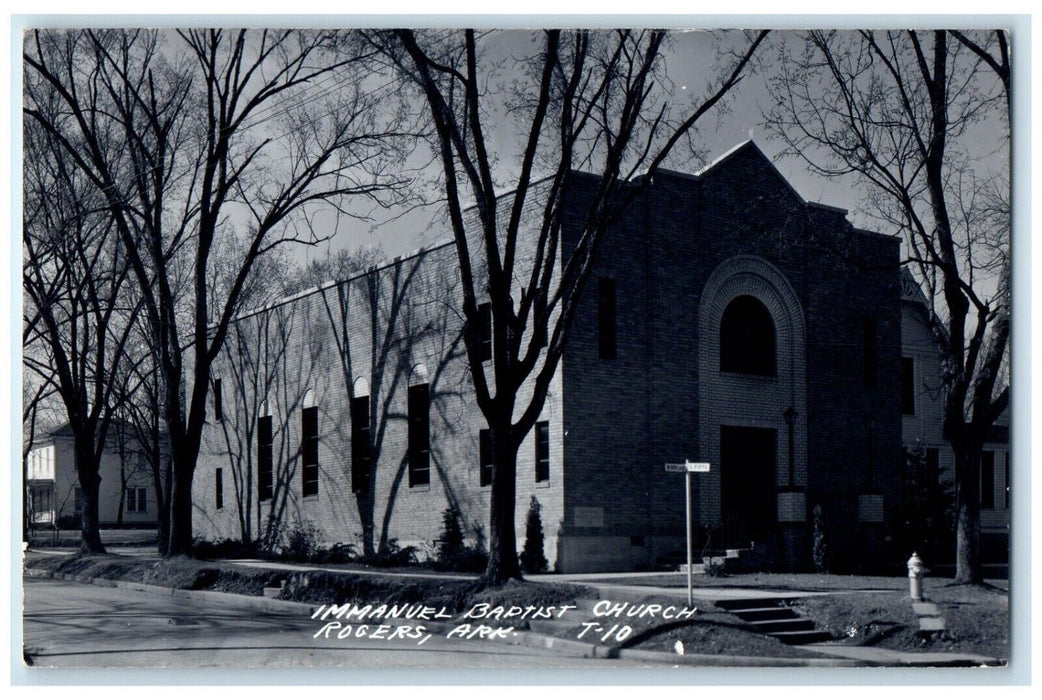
<box><xmin>764</xmin><ymin>30</ymin><xmax>1010</xmax><ymax>583</ymax></box>
<box><xmin>381</xmin><ymin>29</ymin><xmax>768</xmax><ymax>585</ymax></box>
<box><xmin>22</xmin><ymin>108</ymin><xmax>141</xmax><ymax>553</ymax></box>
<box><xmin>24</xmin><ymin>29</ymin><xmax>410</xmax><ymax>556</ymax></box>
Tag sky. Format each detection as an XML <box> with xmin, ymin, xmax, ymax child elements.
<box><xmin>304</xmin><ymin>28</ymin><xmax>1006</xmax><ymax>268</ymax></box>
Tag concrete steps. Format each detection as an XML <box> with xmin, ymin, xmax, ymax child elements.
<box><xmin>716</xmin><ymin>597</ymin><xmax>832</xmax><ymax>645</ymax></box>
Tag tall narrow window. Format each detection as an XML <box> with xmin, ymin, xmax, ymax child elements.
<box><xmin>720</xmin><ymin>295</ymin><xmax>776</xmax><ymax>376</ymax></box>
<box><xmin>598</xmin><ymin>277</ymin><xmax>617</xmax><ymax>359</ymax></box>
<box><xmin>408</xmin><ymin>384</ymin><xmax>430</xmax><ymax>487</ymax></box>
<box><xmin>479</xmin><ymin>429</ymin><xmax>493</xmax><ymax>487</ymax></box>
<box><xmin>213</xmin><ymin>378</ymin><xmax>223</xmax><ymax>421</ymax></box>
<box><xmin>981</xmin><ymin>450</ymin><xmax>995</xmax><ymax>509</ymax></box>
<box><xmin>863</xmin><ymin>317</ymin><xmax>878</xmax><ymax>387</ymax></box>
<box><xmin>351</xmin><ymin>394</ymin><xmax>371</xmax><ymax>493</ymax></box>
<box><xmin>901</xmin><ymin>357</ymin><xmax>915</xmax><ymax>415</ymax></box>
<box><xmin>258</xmin><ymin>414</ymin><xmax>273</xmax><ymax>501</ymax></box>
<box><xmin>302</xmin><ymin>405</ymin><xmax>319</xmax><ymax>497</ymax></box>
<box><xmin>215</xmin><ymin>468</ymin><xmax>224</xmax><ymax>510</ymax></box>
<box><xmin>535</xmin><ymin>421</ymin><xmax>550</xmax><ymax>483</ymax></box>
<box><xmin>126</xmin><ymin>487</ymin><xmax>148</xmax><ymax>513</ymax></box>
<box><xmin>475</xmin><ymin>302</ymin><xmax>492</xmax><ymax>363</ymax></box>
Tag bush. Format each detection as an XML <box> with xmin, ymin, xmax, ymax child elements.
<box><xmin>891</xmin><ymin>443</ymin><xmax>956</xmax><ymax>566</ymax></box>
<box><xmin>433</xmin><ymin>506</ymin><xmax>488</xmax><ymax>573</ymax></box>
<box><xmin>281</xmin><ymin>524</ymin><xmax>317</xmax><ymax>561</ymax></box>
<box><xmin>812</xmin><ymin>504</ymin><xmax>830</xmax><ymax>574</ymax></box>
<box><xmin>362</xmin><ymin>539</ymin><xmax>420</xmax><ymax>568</ymax></box>
<box><xmin>193</xmin><ymin>538</ymin><xmax>262</xmax><ymax>560</ymax></box>
<box><xmin>520</xmin><ymin>496</ymin><xmax>548</xmax><ymax>574</ymax></box>
<box><xmin>437</xmin><ymin>506</ymin><xmax>466</xmax><ymax>561</ymax></box>
<box><xmin>311</xmin><ymin>542</ymin><xmax>359</xmax><ymax>565</ymax></box>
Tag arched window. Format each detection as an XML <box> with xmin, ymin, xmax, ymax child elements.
<box><xmin>720</xmin><ymin>295</ymin><xmax>776</xmax><ymax>376</ymax></box>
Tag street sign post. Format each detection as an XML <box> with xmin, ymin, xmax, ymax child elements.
<box><xmin>665</xmin><ymin>460</ymin><xmax>711</xmax><ymax>606</ymax></box>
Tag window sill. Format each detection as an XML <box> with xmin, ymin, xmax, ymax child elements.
<box><xmin>535</xmin><ymin>479</ymin><xmax>551</xmax><ymax>489</ymax></box>
<box><xmin>719</xmin><ymin>370</ymin><xmax>778</xmax><ymax>380</ymax></box>
<box><xmin>409</xmin><ymin>484</ymin><xmax>431</xmax><ymax>493</ymax></box>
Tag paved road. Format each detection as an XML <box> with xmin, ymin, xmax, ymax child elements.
<box><xmin>22</xmin><ymin>577</ymin><xmax>657</xmax><ymax>669</ymax></box>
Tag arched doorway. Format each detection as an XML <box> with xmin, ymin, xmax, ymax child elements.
<box><xmin>697</xmin><ymin>256</ymin><xmax>807</xmax><ymax>559</ymax></box>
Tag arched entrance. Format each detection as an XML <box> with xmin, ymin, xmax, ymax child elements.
<box><xmin>697</xmin><ymin>256</ymin><xmax>807</xmax><ymax>560</ymax></box>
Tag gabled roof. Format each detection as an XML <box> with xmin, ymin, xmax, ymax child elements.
<box><xmin>655</xmin><ymin>140</ymin><xmax>849</xmax><ymax>217</ymax></box>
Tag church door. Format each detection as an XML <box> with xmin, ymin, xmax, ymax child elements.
<box><xmin>720</xmin><ymin>426</ymin><xmax>777</xmax><ymax>549</ymax></box>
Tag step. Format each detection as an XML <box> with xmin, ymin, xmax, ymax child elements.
<box><xmin>715</xmin><ymin>598</ymin><xmax>786</xmax><ymax>611</ymax></box>
<box><xmin>918</xmin><ymin>617</ymin><xmax>946</xmax><ymax>633</ymax></box>
<box><xmin>676</xmin><ymin>563</ymin><xmax>707</xmax><ymax>575</ymax></box>
<box><xmin>770</xmin><ymin>629</ymin><xmax>833</xmax><ymax>645</ymax></box>
<box><xmin>748</xmin><ymin>618</ymin><xmax>816</xmax><ymax>634</ymax></box>
<box><xmin>726</xmin><ymin>606</ymin><xmax>799</xmax><ymax>622</ymax></box>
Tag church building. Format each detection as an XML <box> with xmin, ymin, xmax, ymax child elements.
<box><xmin>193</xmin><ymin>141</ymin><xmax>906</xmax><ymax>573</ymax></box>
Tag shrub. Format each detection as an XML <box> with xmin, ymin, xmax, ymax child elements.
<box><xmin>363</xmin><ymin>539</ymin><xmax>420</xmax><ymax>568</ymax></box>
<box><xmin>812</xmin><ymin>504</ymin><xmax>830</xmax><ymax>574</ymax></box>
<box><xmin>520</xmin><ymin>496</ymin><xmax>548</xmax><ymax>574</ymax></box>
<box><xmin>891</xmin><ymin>443</ymin><xmax>956</xmax><ymax>567</ymax></box>
<box><xmin>193</xmin><ymin>538</ymin><xmax>261</xmax><ymax>560</ymax></box>
<box><xmin>279</xmin><ymin>524</ymin><xmax>317</xmax><ymax>562</ymax></box>
<box><xmin>311</xmin><ymin>542</ymin><xmax>359</xmax><ymax>565</ymax></box>
<box><xmin>437</xmin><ymin>506</ymin><xmax>466</xmax><ymax>562</ymax></box>
<box><xmin>433</xmin><ymin>506</ymin><xmax>488</xmax><ymax>573</ymax></box>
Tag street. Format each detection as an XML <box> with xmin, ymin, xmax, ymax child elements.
<box><xmin>22</xmin><ymin>576</ymin><xmax>659</xmax><ymax>669</ymax></box>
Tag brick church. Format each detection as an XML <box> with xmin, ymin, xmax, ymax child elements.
<box><xmin>193</xmin><ymin>141</ymin><xmax>908</xmax><ymax>573</ymax></box>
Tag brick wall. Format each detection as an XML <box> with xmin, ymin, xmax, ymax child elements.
<box><xmin>559</xmin><ymin>143</ymin><xmax>903</xmax><ymax>571</ymax></box>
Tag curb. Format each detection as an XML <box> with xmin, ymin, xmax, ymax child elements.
<box><xmin>25</xmin><ymin>568</ymin><xmax>318</xmax><ymax>615</ymax></box>
<box><xmin>615</xmin><ymin>647</ymin><xmax>862</xmax><ymax>667</ymax></box>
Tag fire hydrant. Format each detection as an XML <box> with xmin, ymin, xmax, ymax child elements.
<box><xmin>907</xmin><ymin>552</ymin><xmax>925</xmax><ymax>601</ymax></box>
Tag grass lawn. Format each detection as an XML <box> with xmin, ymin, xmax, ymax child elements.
<box><xmin>23</xmin><ymin>551</ymin><xmax>589</xmax><ymax>617</ymax></box>
<box><xmin>790</xmin><ymin>583</ymin><xmax>1008</xmax><ymax>659</ymax></box>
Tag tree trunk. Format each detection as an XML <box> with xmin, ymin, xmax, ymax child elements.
<box><xmin>167</xmin><ymin>459</ymin><xmax>195</xmax><ymax>556</ymax></box>
<box><xmin>953</xmin><ymin>446</ymin><xmax>983</xmax><ymax>584</ymax></box>
<box><xmin>76</xmin><ymin>466</ymin><xmax>106</xmax><ymax>554</ymax></box>
<box><xmin>483</xmin><ymin>425</ymin><xmax>523</xmax><ymax>586</ymax></box>
<box><xmin>153</xmin><ymin>454</ymin><xmax>171</xmax><ymax>556</ymax></box>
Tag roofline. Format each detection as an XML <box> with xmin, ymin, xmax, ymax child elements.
<box><xmin>218</xmin><ymin>141</ymin><xmax>866</xmax><ymax>328</ymax></box>
<box><xmin>215</xmin><ymin>238</ymin><xmax>458</xmax><ymax>329</ymax></box>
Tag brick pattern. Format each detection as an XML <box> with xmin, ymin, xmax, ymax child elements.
<box><xmin>559</xmin><ymin>144</ymin><xmax>903</xmax><ymax>571</ymax></box>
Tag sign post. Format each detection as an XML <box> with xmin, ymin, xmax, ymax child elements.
<box><xmin>665</xmin><ymin>460</ymin><xmax>710</xmax><ymax>606</ymax></box>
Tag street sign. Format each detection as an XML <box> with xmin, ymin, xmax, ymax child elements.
<box><xmin>662</xmin><ymin>460</ymin><xmax>711</xmax><ymax>607</ymax></box>
<box><xmin>665</xmin><ymin>461</ymin><xmax>711</xmax><ymax>473</ymax></box>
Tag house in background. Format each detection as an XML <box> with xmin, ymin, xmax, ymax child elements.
<box><xmin>899</xmin><ymin>270</ymin><xmax>1010</xmax><ymax>565</ymax></box>
<box><xmin>26</xmin><ymin>421</ymin><xmax>166</xmax><ymax>532</ymax></box>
